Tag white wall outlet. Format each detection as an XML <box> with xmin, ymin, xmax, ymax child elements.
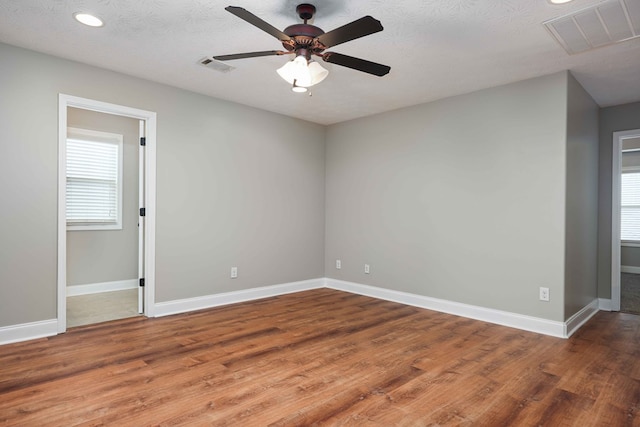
<box><xmin>364</xmin><ymin>264</ymin><xmax>370</xmax><ymax>274</ymax></box>
<box><xmin>231</xmin><ymin>267</ymin><xmax>238</xmax><ymax>279</ymax></box>
<box><xmin>539</xmin><ymin>287</ymin><xmax>550</xmax><ymax>301</ymax></box>
<box><xmin>336</xmin><ymin>259</ymin><xmax>341</xmax><ymax>269</ymax></box>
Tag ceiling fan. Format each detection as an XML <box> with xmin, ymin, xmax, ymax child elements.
<box><xmin>213</xmin><ymin>4</ymin><xmax>391</xmax><ymax>92</ymax></box>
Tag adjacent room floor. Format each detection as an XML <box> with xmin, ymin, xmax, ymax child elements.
<box><xmin>621</xmin><ymin>272</ymin><xmax>640</xmax><ymax>315</ymax></box>
<box><xmin>67</xmin><ymin>289</ymin><xmax>139</xmax><ymax>328</ymax></box>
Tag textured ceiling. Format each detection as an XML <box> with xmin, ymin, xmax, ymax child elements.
<box><xmin>1</xmin><ymin>0</ymin><xmax>639</xmax><ymax>125</ymax></box>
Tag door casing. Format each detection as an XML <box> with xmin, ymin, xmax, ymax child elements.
<box><xmin>611</xmin><ymin>129</ymin><xmax>640</xmax><ymax>312</ymax></box>
<box><xmin>57</xmin><ymin>94</ymin><xmax>157</xmax><ymax>332</ymax></box>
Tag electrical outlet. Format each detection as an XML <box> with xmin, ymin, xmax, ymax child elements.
<box><xmin>364</xmin><ymin>264</ymin><xmax>370</xmax><ymax>274</ymax></box>
<box><xmin>231</xmin><ymin>267</ymin><xmax>238</xmax><ymax>279</ymax></box>
<box><xmin>336</xmin><ymin>259</ymin><xmax>341</xmax><ymax>269</ymax></box>
<box><xmin>539</xmin><ymin>287</ymin><xmax>549</xmax><ymax>302</ymax></box>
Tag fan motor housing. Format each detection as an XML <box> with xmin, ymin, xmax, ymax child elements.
<box><xmin>282</xmin><ymin>24</ymin><xmax>325</xmax><ymax>53</ymax></box>
<box><xmin>283</xmin><ymin>24</ymin><xmax>324</xmax><ymax>39</ymax></box>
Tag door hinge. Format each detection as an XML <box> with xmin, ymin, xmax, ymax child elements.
<box><xmin>140</xmin><ymin>208</ymin><xmax>146</xmax><ymax>217</ymax></box>
<box><xmin>139</xmin><ymin>278</ymin><xmax>145</xmax><ymax>287</ymax></box>
<box><xmin>140</xmin><ymin>137</ymin><xmax>146</xmax><ymax>146</ymax></box>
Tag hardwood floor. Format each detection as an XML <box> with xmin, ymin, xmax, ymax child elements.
<box><xmin>1</xmin><ymin>288</ymin><xmax>639</xmax><ymax>426</ymax></box>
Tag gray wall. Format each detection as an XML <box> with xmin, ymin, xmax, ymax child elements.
<box><xmin>564</xmin><ymin>73</ymin><xmax>599</xmax><ymax>318</ymax></box>
<box><xmin>621</xmin><ymin>150</ymin><xmax>640</xmax><ymax>167</ymax></box>
<box><xmin>597</xmin><ymin>102</ymin><xmax>640</xmax><ymax>298</ymax></box>
<box><xmin>0</xmin><ymin>45</ymin><xmax>58</xmax><ymax>325</ymax></box>
<box><xmin>0</xmin><ymin>39</ymin><xmax>612</xmax><ymax>330</ymax></box>
<box><xmin>621</xmin><ymin>248</ymin><xmax>640</xmax><ymax>268</ymax></box>
<box><xmin>622</xmin><ymin>137</ymin><xmax>640</xmax><ymax>151</ymax></box>
<box><xmin>66</xmin><ymin>108</ymin><xmax>139</xmax><ymax>286</ymax></box>
<box><xmin>0</xmin><ymin>42</ymin><xmax>325</xmax><ymax>327</ymax></box>
<box><xmin>325</xmin><ymin>72</ymin><xmax>569</xmax><ymax>321</ymax></box>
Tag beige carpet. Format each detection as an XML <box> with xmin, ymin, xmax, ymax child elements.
<box><xmin>67</xmin><ymin>289</ymin><xmax>140</xmax><ymax>328</ymax></box>
<box><xmin>621</xmin><ymin>273</ymin><xmax>640</xmax><ymax>315</ymax></box>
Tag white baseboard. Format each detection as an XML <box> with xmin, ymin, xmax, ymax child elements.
<box><xmin>2</xmin><ymin>277</ymin><xmax>601</xmax><ymax>346</ymax></box>
<box><xmin>621</xmin><ymin>266</ymin><xmax>640</xmax><ymax>274</ymax></box>
<box><xmin>0</xmin><ymin>319</ymin><xmax>58</xmax><ymax>345</ymax></box>
<box><xmin>154</xmin><ymin>278</ymin><xmax>325</xmax><ymax>317</ymax></box>
<box><xmin>67</xmin><ymin>279</ymin><xmax>138</xmax><ymax>296</ymax></box>
<box><xmin>599</xmin><ymin>298</ymin><xmax>613</xmax><ymax>311</ymax></box>
<box><xmin>327</xmin><ymin>278</ymin><xmax>576</xmax><ymax>338</ymax></box>
<box><xmin>564</xmin><ymin>299</ymin><xmax>599</xmax><ymax>337</ymax></box>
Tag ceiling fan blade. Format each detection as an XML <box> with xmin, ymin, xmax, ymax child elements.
<box><xmin>322</xmin><ymin>52</ymin><xmax>390</xmax><ymax>76</ymax></box>
<box><xmin>213</xmin><ymin>50</ymin><xmax>288</xmax><ymax>61</ymax></box>
<box><xmin>316</xmin><ymin>16</ymin><xmax>383</xmax><ymax>49</ymax></box>
<box><xmin>225</xmin><ymin>6</ymin><xmax>291</xmax><ymax>42</ymax></box>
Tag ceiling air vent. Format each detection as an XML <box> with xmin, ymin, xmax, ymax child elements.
<box><xmin>199</xmin><ymin>57</ymin><xmax>235</xmax><ymax>73</ymax></box>
<box><xmin>543</xmin><ymin>0</ymin><xmax>640</xmax><ymax>54</ymax></box>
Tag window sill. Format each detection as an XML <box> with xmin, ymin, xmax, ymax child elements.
<box><xmin>621</xmin><ymin>241</ymin><xmax>640</xmax><ymax>248</ymax></box>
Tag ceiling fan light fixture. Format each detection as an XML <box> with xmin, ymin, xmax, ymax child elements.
<box><xmin>307</xmin><ymin>61</ymin><xmax>329</xmax><ymax>85</ymax></box>
<box><xmin>216</xmin><ymin>5</ymin><xmax>390</xmax><ymax>91</ymax></box>
<box><xmin>277</xmin><ymin>55</ymin><xmax>328</xmax><ymax>88</ymax></box>
<box><xmin>292</xmin><ymin>80</ymin><xmax>308</xmax><ymax>93</ymax></box>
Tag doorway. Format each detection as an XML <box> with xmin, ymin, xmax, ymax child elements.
<box><xmin>611</xmin><ymin>129</ymin><xmax>640</xmax><ymax>313</ymax></box>
<box><xmin>57</xmin><ymin>95</ymin><xmax>156</xmax><ymax>333</ymax></box>
<box><xmin>66</xmin><ymin>109</ymin><xmax>139</xmax><ymax>327</ymax></box>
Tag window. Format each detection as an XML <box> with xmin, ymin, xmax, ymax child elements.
<box><xmin>66</xmin><ymin>127</ymin><xmax>123</xmax><ymax>230</ymax></box>
<box><xmin>621</xmin><ymin>168</ymin><xmax>640</xmax><ymax>242</ymax></box>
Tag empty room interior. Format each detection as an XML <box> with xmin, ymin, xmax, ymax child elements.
<box><xmin>2</xmin><ymin>0</ymin><xmax>640</xmax><ymax>424</ymax></box>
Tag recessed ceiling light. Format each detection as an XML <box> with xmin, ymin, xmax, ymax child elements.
<box><xmin>549</xmin><ymin>0</ymin><xmax>575</xmax><ymax>4</ymax></box>
<box><xmin>73</xmin><ymin>12</ymin><xmax>104</xmax><ymax>27</ymax></box>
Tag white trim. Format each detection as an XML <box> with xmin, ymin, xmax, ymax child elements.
<box><xmin>154</xmin><ymin>278</ymin><xmax>324</xmax><ymax>317</ymax></box>
<box><xmin>66</xmin><ymin>279</ymin><xmax>138</xmax><ymax>296</ymax></box>
<box><xmin>57</xmin><ymin>96</ymin><xmax>68</xmax><ymax>333</ymax></box>
<box><xmin>599</xmin><ymin>298</ymin><xmax>613</xmax><ymax>311</ymax></box>
<box><xmin>3</xmin><ymin>276</ymin><xmax>599</xmax><ymax>346</ymax></box>
<box><xmin>144</xmin><ymin>113</ymin><xmax>157</xmax><ymax>318</ymax></box>
<box><xmin>621</xmin><ymin>265</ymin><xmax>640</xmax><ymax>274</ymax></box>
<box><xmin>564</xmin><ymin>299</ymin><xmax>599</xmax><ymax>338</ymax></box>
<box><xmin>327</xmin><ymin>278</ymin><xmax>574</xmax><ymax>338</ymax></box>
<box><xmin>58</xmin><ymin>94</ymin><xmax>157</xmax><ymax>332</ymax></box>
<box><xmin>155</xmin><ymin>278</ymin><xmax>602</xmax><ymax>339</ymax></box>
<box><xmin>0</xmin><ymin>319</ymin><xmax>58</xmax><ymax>345</ymax></box>
<box><xmin>137</xmin><ymin>120</ymin><xmax>145</xmax><ymax>315</ymax></box>
<box><xmin>613</xmin><ymin>132</ymin><xmax>622</xmax><ymax>312</ymax></box>
<box><xmin>612</xmin><ymin>129</ymin><xmax>640</xmax><ymax>312</ymax></box>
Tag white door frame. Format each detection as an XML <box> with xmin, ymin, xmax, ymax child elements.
<box><xmin>57</xmin><ymin>94</ymin><xmax>157</xmax><ymax>333</ymax></box>
<box><xmin>138</xmin><ymin>120</ymin><xmax>145</xmax><ymax>314</ymax></box>
<box><xmin>611</xmin><ymin>129</ymin><xmax>640</xmax><ymax>312</ymax></box>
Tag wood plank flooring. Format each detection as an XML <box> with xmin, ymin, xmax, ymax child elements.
<box><xmin>1</xmin><ymin>288</ymin><xmax>640</xmax><ymax>426</ymax></box>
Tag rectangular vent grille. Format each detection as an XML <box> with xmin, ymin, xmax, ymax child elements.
<box><xmin>199</xmin><ymin>57</ymin><xmax>235</xmax><ymax>73</ymax></box>
<box><xmin>544</xmin><ymin>0</ymin><xmax>640</xmax><ymax>55</ymax></box>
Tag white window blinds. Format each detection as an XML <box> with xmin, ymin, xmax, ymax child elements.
<box><xmin>621</xmin><ymin>171</ymin><xmax>640</xmax><ymax>241</ymax></box>
<box><xmin>66</xmin><ymin>128</ymin><xmax>123</xmax><ymax>230</ymax></box>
